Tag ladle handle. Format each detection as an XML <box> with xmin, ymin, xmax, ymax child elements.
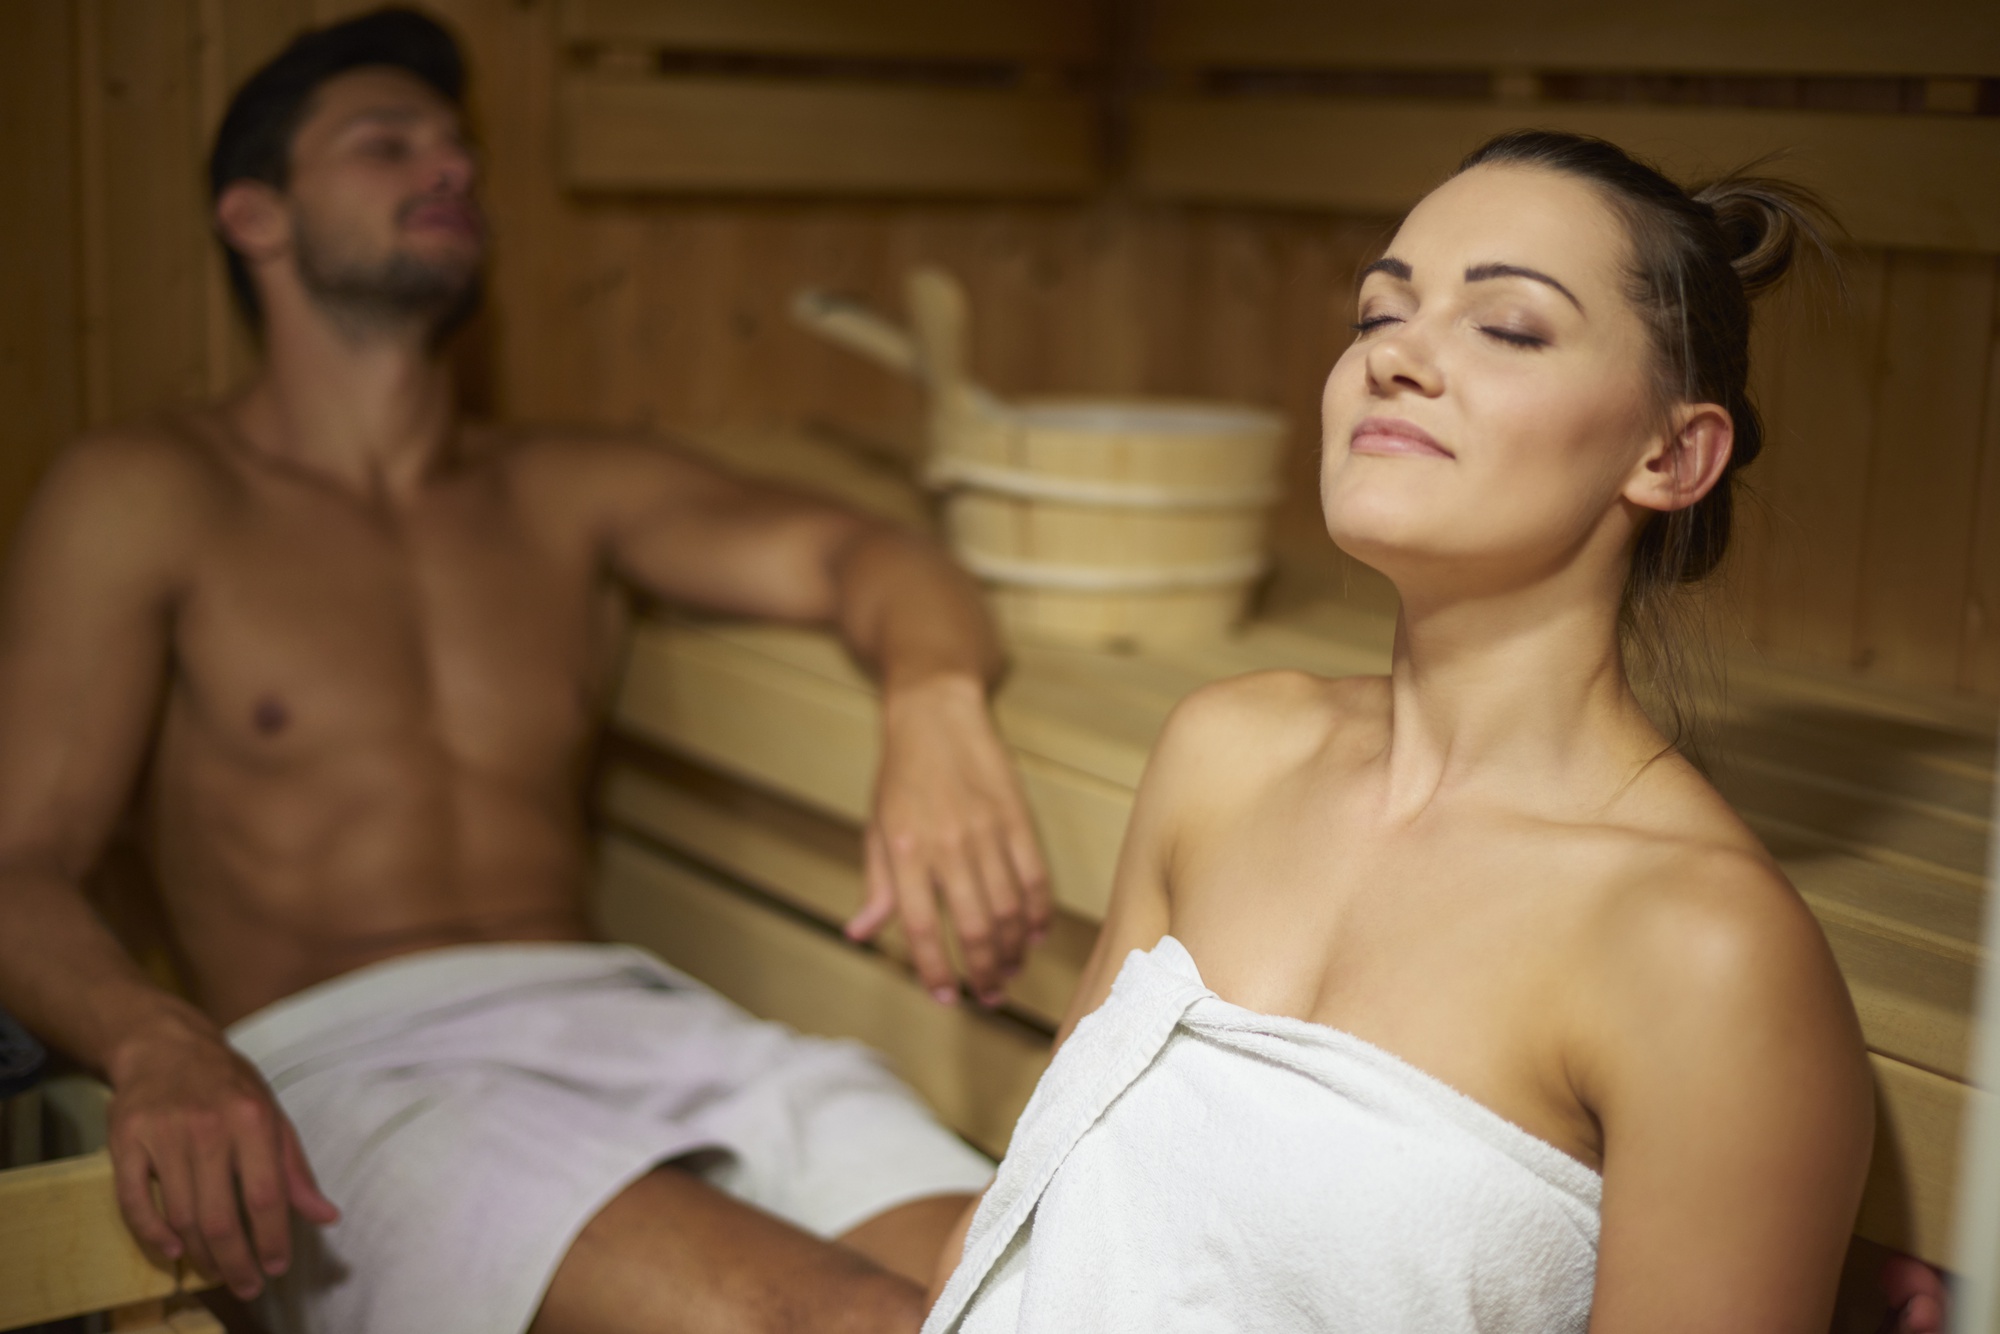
<box><xmin>790</xmin><ymin>289</ymin><xmax>921</xmax><ymax>378</ymax></box>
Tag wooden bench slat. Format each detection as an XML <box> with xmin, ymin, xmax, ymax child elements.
<box><xmin>1131</xmin><ymin>96</ymin><xmax>2000</xmax><ymax>253</ymax></box>
<box><xmin>561</xmin><ymin>77</ymin><xmax>1096</xmax><ymax>197</ymax></box>
<box><xmin>0</xmin><ymin>1152</ymin><xmax>198</xmax><ymax>1330</ymax></box>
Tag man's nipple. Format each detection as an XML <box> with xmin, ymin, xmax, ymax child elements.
<box><xmin>252</xmin><ymin>696</ymin><xmax>291</xmax><ymax>736</ymax></box>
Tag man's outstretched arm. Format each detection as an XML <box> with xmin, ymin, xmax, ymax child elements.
<box><xmin>0</xmin><ymin>435</ymin><xmax>336</xmax><ymax>1300</ymax></box>
<box><xmin>576</xmin><ymin>437</ymin><xmax>1052</xmax><ymax>1005</ymax></box>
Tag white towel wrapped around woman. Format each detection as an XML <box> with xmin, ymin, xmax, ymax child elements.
<box><xmin>924</xmin><ymin>936</ymin><xmax>1602</xmax><ymax>1333</ymax></box>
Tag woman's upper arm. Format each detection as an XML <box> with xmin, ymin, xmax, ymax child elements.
<box><xmin>1583</xmin><ymin>857</ymin><xmax>1874</xmax><ymax>1334</ymax></box>
<box><xmin>1052</xmin><ymin>680</ymin><xmax>1267</xmax><ymax>1048</ymax></box>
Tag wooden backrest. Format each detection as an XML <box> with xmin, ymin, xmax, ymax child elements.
<box><xmin>556</xmin><ymin>0</ymin><xmax>1099</xmax><ymax>197</ymax></box>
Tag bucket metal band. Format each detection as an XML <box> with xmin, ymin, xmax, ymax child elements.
<box><xmin>956</xmin><ymin>550</ymin><xmax>1268</xmax><ymax>593</ymax></box>
<box><xmin>928</xmin><ymin>456</ymin><xmax>1280</xmax><ymax>511</ymax></box>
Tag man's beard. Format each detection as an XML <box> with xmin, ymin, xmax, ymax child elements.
<box><xmin>294</xmin><ymin>209</ymin><xmax>483</xmax><ymax>347</ymax></box>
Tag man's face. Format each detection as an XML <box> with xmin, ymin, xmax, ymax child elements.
<box><xmin>280</xmin><ymin>66</ymin><xmax>485</xmax><ymax>335</ymax></box>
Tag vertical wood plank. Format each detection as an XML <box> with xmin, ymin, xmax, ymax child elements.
<box><xmin>1855</xmin><ymin>253</ymin><xmax>1996</xmax><ymax>690</ymax></box>
<box><xmin>1742</xmin><ymin>253</ymin><xmax>1889</xmax><ymax>671</ymax></box>
<box><xmin>94</xmin><ymin>0</ymin><xmax>209</xmax><ymax>424</ymax></box>
<box><xmin>1960</xmin><ymin>270</ymin><xmax>2000</xmax><ymax>699</ymax></box>
<box><xmin>0</xmin><ymin>0</ymin><xmax>82</xmax><ymax>546</ymax></box>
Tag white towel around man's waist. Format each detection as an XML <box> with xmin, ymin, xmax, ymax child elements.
<box><xmin>228</xmin><ymin>941</ymin><xmax>992</xmax><ymax>1334</ymax></box>
<box><xmin>924</xmin><ymin>935</ymin><xmax>1602</xmax><ymax>1334</ymax></box>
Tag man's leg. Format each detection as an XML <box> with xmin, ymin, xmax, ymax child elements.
<box><xmin>836</xmin><ymin>1193</ymin><xmax>975</xmax><ymax>1287</ymax></box>
<box><xmin>529</xmin><ymin>1165</ymin><xmax>933</xmax><ymax>1334</ymax></box>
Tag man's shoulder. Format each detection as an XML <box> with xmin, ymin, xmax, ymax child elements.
<box><xmin>31</xmin><ymin>417</ymin><xmax>233</xmax><ymax>538</ymax></box>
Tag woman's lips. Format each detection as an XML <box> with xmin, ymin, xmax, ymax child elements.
<box><xmin>1349</xmin><ymin>416</ymin><xmax>1453</xmax><ymax>459</ymax></box>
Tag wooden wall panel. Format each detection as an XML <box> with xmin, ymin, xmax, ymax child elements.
<box><xmin>1855</xmin><ymin>256</ymin><xmax>1997</xmax><ymax>690</ymax></box>
<box><xmin>1967</xmin><ymin>327</ymin><xmax>2000</xmax><ymax>696</ymax></box>
<box><xmin>0</xmin><ymin>2</ymin><xmax>81</xmax><ymax>544</ymax></box>
<box><xmin>1147</xmin><ymin>0</ymin><xmax>2000</xmax><ymax>79</ymax></box>
<box><xmin>3</xmin><ymin>0</ymin><xmax>1997</xmax><ymax>702</ymax></box>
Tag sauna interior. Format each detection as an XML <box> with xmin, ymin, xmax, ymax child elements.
<box><xmin>0</xmin><ymin>0</ymin><xmax>1996</xmax><ymax>1328</ymax></box>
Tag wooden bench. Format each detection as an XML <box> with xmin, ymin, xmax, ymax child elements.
<box><xmin>594</xmin><ymin>601</ymin><xmax>1996</xmax><ymax>1268</ymax></box>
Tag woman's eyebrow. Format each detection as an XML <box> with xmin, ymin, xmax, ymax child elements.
<box><xmin>1464</xmin><ymin>263</ymin><xmax>1585</xmax><ymax>313</ymax></box>
<box><xmin>1360</xmin><ymin>257</ymin><xmax>1412</xmax><ymax>282</ymax></box>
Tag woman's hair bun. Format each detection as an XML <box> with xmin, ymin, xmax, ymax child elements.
<box><xmin>1692</xmin><ymin>174</ymin><xmax>1837</xmax><ymax>299</ymax></box>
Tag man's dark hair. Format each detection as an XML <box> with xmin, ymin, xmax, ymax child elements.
<box><xmin>209</xmin><ymin>7</ymin><xmax>464</xmax><ymax>329</ymax></box>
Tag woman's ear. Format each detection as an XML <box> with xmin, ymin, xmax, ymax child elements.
<box><xmin>1625</xmin><ymin>404</ymin><xmax>1734</xmax><ymax>514</ymax></box>
<box><xmin>214</xmin><ymin>180</ymin><xmax>289</xmax><ymax>263</ymax></box>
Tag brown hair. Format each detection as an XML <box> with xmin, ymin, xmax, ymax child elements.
<box><xmin>1455</xmin><ymin>130</ymin><xmax>1835</xmax><ymax>742</ymax></box>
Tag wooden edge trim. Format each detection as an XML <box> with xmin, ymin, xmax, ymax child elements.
<box><xmin>0</xmin><ymin>1150</ymin><xmax>208</xmax><ymax>1330</ymax></box>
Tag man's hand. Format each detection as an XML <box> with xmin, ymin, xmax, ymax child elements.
<box><xmin>105</xmin><ymin>1015</ymin><xmax>338</xmax><ymax>1300</ymax></box>
<box><xmin>847</xmin><ymin>672</ymin><xmax>1051</xmax><ymax>1007</ymax></box>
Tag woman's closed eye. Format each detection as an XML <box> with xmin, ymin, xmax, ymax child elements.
<box><xmin>1350</xmin><ymin>313</ymin><xmax>1402</xmax><ymax>336</ymax></box>
<box><xmin>1478</xmin><ymin>324</ymin><xmax>1549</xmax><ymax>349</ymax></box>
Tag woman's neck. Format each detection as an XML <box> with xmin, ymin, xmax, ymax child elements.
<box><xmin>1377</xmin><ymin>567</ymin><xmax>1662</xmax><ymax>823</ymax></box>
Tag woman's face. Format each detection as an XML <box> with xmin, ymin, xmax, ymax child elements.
<box><xmin>1321</xmin><ymin>164</ymin><xmax>1664</xmax><ymax>596</ymax></box>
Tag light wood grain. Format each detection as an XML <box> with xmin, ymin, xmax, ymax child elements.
<box><xmin>561</xmin><ymin>76</ymin><xmax>1095</xmax><ymax>197</ymax></box>
<box><xmin>560</xmin><ymin>0</ymin><xmax>1092</xmax><ymax>62</ymax></box>
<box><xmin>592</xmin><ymin>833</ymin><xmax>1050</xmax><ymax>1157</ymax></box>
<box><xmin>1858</xmin><ymin>1054</ymin><xmax>1988</xmax><ymax>1264</ymax></box>
<box><xmin>0</xmin><ymin>1151</ymin><xmax>202</xmax><ymax>1330</ymax></box>
<box><xmin>1146</xmin><ymin>0</ymin><xmax>2000</xmax><ymax>78</ymax></box>
<box><xmin>1133</xmin><ymin>96</ymin><xmax>2000</xmax><ymax>254</ymax></box>
<box><xmin>1855</xmin><ymin>255</ymin><xmax>1997</xmax><ymax>689</ymax></box>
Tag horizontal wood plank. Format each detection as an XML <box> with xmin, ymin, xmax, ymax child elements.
<box><xmin>0</xmin><ymin>1151</ymin><xmax>201</xmax><ymax>1329</ymax></box>
<box><xmin>592</xmin><ymin>833</ymin><xmax>1050</xmax><ymax>1157</ymax></box>
<box><xmin>560</xmin><ymin>0</ymin><xmax>1093</xmax><ymax>62</ymax></box>
<box><xmin>1147</xmin><ymin>0</ymin><xmax>2000</xmax><ymax>78</ymax></box>
<box><xmin>1133</xmin><ymin>96</ymin><xmax>2000</xmax><ymax>252</ymax></box>
<box><xmin>562</xmin><ymin>77</ymin><xmax>1096</xmax><ymax>197</ymax></box>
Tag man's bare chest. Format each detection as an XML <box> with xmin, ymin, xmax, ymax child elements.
<box><xmin>166</xmin><ymin>484</ymin><xmax>620</xmax><ymax>765</ymax></box>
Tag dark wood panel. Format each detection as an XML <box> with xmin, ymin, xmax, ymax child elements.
<box><xmin>1148</xmin><ymin>0</ymin><xmax>2000</xmax><ymax>78</ymax></box>
<box><xmin>0</xmin><ymin>0</ymin><xmax>82</xmax><ymax>540</ymax></box>
<box><xmin>561</xmin><ymin>0</ymin><xmax>1094</xmax><ymax>62</ymax></box>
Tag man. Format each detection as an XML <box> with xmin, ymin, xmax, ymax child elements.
<box><xmin>0</xmin><ymin>11</ymin><xmax>1048</xmax><ymax>1332</ymax></box>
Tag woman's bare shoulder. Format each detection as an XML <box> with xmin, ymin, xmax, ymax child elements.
<box><xmin>1151</xmin><ymin>668</ymin><xmax>1387</xmax><ymax>784</ymax></box>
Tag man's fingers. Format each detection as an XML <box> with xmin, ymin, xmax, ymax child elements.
<box><xmin>847</xmin><ymin>834</ymin><xmax>899</xmax><ymax>942</ymax></box>
<box><xmin>281</xmin><ymin>1119</ymin><xmax>340</xmax><ymax>1225</ymax></box>
<box><xmin>230</xmin><ymin>1106</ymin><xmax>294</xmax><ymax>1277</ymax></box>
<box><xmin>190</xmin><ymin>1125</ymin><xmax>265</xmax><ymax>1299</ymax></box>
<box><xmin>149</xmin><ymin>1145</ymin><xmax>220</xmax><ymax>1285</ymax></box>
<box><xmin>110</xmin><ymin>1137</ymin><xmax>184</xmax><ymax>1263</ymax></box>
<box><xmin>886</xmin><ymin>832</ymin><xmax>958</xmax><ymax>1003</ymax></box>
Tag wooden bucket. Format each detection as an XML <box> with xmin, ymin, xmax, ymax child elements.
<box><xmin>929</xmin><ymin>396</ymin><xmax>1285</xmax><ymax>646</ymax></box>
<box><xmin>794</xmin><ymin>269</ymin><xmax>1286</xmax><ymax>648</ymax></box>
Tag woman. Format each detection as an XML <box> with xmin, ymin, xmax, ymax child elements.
<box><xmin>922</xmin><ymin>131</ymin><xmax>1876</xmax><ymax>1333</ymax></box>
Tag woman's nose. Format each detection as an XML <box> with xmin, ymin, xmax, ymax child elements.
<box><xmin>1365</xmin><ymin>325</ymin><xmax>1444</xmax><ymax>398</ymax></box>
